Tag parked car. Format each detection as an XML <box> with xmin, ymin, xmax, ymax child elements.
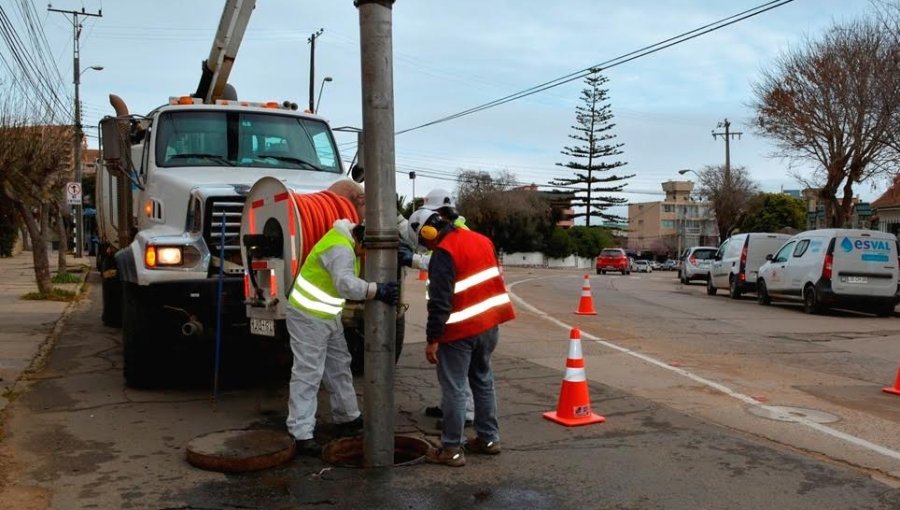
<box><xmin>756</xmin><ymin>229</ymin><xmax>899</xmax><ymax>316</ymax></box>
<box><xmin>707</xmin><ymin>233</ymin><xmax>792</xmax><ymax>299</ymax></box>
<box><xmin>679</xmin><ymin>246</ymin><xmax>718</xmax><ymax>284</ymax></box>
<box><xmin>650</xmin><ymin>260</ymin><xmax>662</xmax><ymax>270</ymax></box>
<box><xmin>632</xmin><ymin>259</ymin><xmax>652</xmax><ymax>273</ymax></box>
<box><xmin>661</xmin><ymin>259</ymin><xmax>677</xmax><ymax>271</ymax></box>
<box><xmin>596</xmin><ymin>248</ymin><xmax>630</xmax><ymax>275</ymax></box>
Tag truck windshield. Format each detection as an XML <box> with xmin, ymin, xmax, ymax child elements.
<box><xmin>155</xmin><ymin>110</ymin><xmax>341</xmax><ymax>173</ymax></box>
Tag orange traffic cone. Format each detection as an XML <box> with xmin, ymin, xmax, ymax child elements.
<box><xmin>574</xmin><ymin>274</ymin><xmax>597</xmax><ymax>315</ymax></box>
<box><xmin>417</xmin><ymin>269</ymin><xmax>428</xmax><ymax>281</ymax></box>
<box><xmin>883</xmin><ymin>365</ymin><xmax>900</xmax><ymax>395</ymax></box>
<box><xmin>543</xmin><ymin>327</ymin><xmax>606</xmax><ymax>427</ymax></box>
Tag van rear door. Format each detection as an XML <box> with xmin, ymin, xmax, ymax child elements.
<box><xmin>746</xmin><ymin>234</ymin><xmax>791</xmax><ymax>282</ymax></box>
<box><xmin>831</xmin><ymin>232</ymin><xmax>898</xmax><ymax>297</ymax></box>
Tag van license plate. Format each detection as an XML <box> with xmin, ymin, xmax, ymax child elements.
<box><xmin>845</xmin><ymin>276</ymin><xmax>868</xmax><ymax>284</ymax></box>
<box><xmin>250</xmin><ymin>318</ymin><xmax>275</xmax><ymax>337</ymax></box>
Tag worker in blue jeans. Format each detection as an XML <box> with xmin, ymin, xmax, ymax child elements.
<box><xmin>407</xmin><ymin>207</ymin><xmax>515</xmax><ymax>467</ymax></box>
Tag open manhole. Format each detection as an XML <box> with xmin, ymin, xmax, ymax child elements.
<box><xmin>323</xmin><ymin>435</ymin><xmax>431</xmax><ymax>468</ymax></box>
<box><xmin>746</xmin><ymin>405</ymin><xmax>840</xmax><ymax>424</ymax></box>
<box><xmin>185</xmin><ymin>429</ymin><xmax>295</xmax><ymax>473</ymax></box>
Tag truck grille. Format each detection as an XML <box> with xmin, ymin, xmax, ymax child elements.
<box><xmin>204</xmin><ymin>197</ymin><xmax>245</xmax><ymax>275</ymax></box>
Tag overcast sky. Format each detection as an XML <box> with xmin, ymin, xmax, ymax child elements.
<box><xmin>14</xmin><ymin>0</ymin><xmax>882</xmax><ymax>218</ymax></box>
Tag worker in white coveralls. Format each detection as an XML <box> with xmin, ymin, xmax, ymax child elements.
<box><xmin>287</xmin><ymin>181</ymin><xmax>400</xmax><ymax>457</ymax></box>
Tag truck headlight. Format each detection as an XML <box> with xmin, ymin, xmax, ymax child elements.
<box><xmin>144</xmin><ymin>245</ymin><xmax>201</xmax><ymax>268</ymax></box>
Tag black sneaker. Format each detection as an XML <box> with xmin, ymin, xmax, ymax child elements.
<box><xmin>425</xmin><ymin>406</ymin><xmax>443</xmax><ymax>418</ymax></box>
<box><xmin>295</xmin><ymin>439</ymin><xmax>322</xmax><ymax>458</ymax></box>
<box><xmin>335</xmin><ymin>416</ymin><xmax>363</xmax><ymax>437</ymax></box>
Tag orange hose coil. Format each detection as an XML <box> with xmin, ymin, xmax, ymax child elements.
<box><xmin>292</xmin><ymin>190</ymin><xmax>359</xmax><ymax>269</ymax></box>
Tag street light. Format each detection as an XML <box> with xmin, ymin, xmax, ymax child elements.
<box><xmin>678</xmin><ymin>168</ymin><xmax>698</xmax><ymax>178</ymax></box>
<box><xmin>73</xmin><ymin>64</ymin><xmax>103</xmax><ymax>258</ymax></box>
<box><xmin>315</xmin><ymin>76</ymin><xmax>332</xmax><ymax>113</ymax></box>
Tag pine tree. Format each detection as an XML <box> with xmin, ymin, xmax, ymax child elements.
<box><xmin>551</xmin><ymin>72</ymin><xmax>633</xmax><ymax>227</ymax></box>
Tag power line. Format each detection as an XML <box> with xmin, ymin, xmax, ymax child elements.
<box><xmin>395</xmin><ymin>0</ymin><xmax>794</xmax><ymax>136</ymax></box>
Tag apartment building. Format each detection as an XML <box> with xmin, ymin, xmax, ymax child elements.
<box><xmin>627</xmin><ymin>180</ymin><xmax>718</xmax><ymax>258</ymax></box>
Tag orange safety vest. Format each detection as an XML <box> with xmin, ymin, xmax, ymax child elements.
<box><xmin>432</xmin><ymin>229</ymin><xmax>516</xmax><ymax>343</ymax></box>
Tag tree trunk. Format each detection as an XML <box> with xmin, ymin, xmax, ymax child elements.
<box><xmin>838</xmin><ymin>178</ymin><xmax>856</xmax><ymax>228</ymax></box>
<box><xmin>14</xmin><ymin>203</ymin><xmax>52</xmax><ymax>294</ymax></box>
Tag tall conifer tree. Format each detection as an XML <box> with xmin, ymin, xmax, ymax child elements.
<box><xmin>551</xmin><ymin>72</ymin><xmax>632</xmax><ymax>226</ymax></box>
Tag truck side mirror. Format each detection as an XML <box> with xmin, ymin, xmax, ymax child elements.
<box><xmin>99</xmin><ymin>117</ymin><xmax>122</xmax><ymax>162</ymax></box>
<box><xmin>350</xmin><ymin>164</ymin><xmax>364</xmax><ymax>183</ymax></box>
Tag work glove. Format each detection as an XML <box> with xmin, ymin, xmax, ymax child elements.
<box><xmin>374</xmin><ymin>281</ymin><xmax>400</xmax><ymax>305</ymax></box>
<box><xmin>398</xmin><ymin>245</ymin><xmax>414</xmax><ymax>267</ymax></box>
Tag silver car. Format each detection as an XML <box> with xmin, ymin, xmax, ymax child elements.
<box><xmin>679</xmin><ymin>246</ymin><xmax>718</xmax><ymax>284</ymax></box>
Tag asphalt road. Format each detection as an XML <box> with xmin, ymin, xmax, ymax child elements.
<box><xmin>0</xmin><ymin>268</ymin><xmax>898</xmax><ymax>509</ymax></box>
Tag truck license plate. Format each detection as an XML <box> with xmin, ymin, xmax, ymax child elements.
<box><xmin>846</xmin><ymin>276</ymin><xmax>868</xmax><ymax>284</ymax></box>
<box><xmin>250</xmin><ymin>318</ymin><xmax>275</xmax><ymax>337</ymax></box>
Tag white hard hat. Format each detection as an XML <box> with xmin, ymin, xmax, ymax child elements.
<box><xmin>422</xmin><ymin>189</ymin><xmax>455</xmax><ymax>210</ymax></box>
<box><xmin>408</xmin><ymin>207</ymin><xmax>440</xmax><ymax>243</ymax></box>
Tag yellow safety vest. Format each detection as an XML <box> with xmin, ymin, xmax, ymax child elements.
<box><xmin>289</xmin><ymin>228</ymin><xmax>360</xmax><ymax>319</ymax></box>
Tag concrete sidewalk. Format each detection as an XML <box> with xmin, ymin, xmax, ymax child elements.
<box><xmin>0</xmin><ymin>249</ymin><xmax>92</xmax><ymax>413</ymax></box>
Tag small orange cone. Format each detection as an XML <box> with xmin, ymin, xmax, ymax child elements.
<box><xmin>417</xmin><ymin>269</ymin><xmax>428</xmax><ymax>281</ymax></box>
<box><xmin>574</xmin><ymin>274</ymin><xmax>597</xmax><ymax>315</ymax></box>
<box><xmin>883</xmin><ymin>365</ymin><xmax>900</xmax><ymax>395</ymax></box>
<box><xmin>543</xmin><ymin>327</ymin><xmax>606</xmax><ymax>427</ymax></box>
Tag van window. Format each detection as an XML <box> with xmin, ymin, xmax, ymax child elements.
<box><xmin>793</xmin><ymin>240</ymin><xmax>810</xmax><ymax>257</ymax></box>
<box><xmin>773</xmin><ymin>241</ymin><xmax>796</xmax><ymax>263</ymax></box>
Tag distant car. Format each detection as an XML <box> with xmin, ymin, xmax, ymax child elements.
<box><xmin>679</xmin><ymin>246</ymin><xmax>718</xmax><ymax>284</ymax></box>
<box><xmin>596</xmin><ymin>248</ymin><xmax>630</xmax><ymax>275</ymax></box>
<box><xmin>650</xmin><ymin>261</ymin><xmax>662</xmax><ymax>270</ymax></box>
<box><xmin>661</xmin><ymin>260</ymin><xmax>677</xmax><ymax>271</ymax></box>
<box><xmin>632</xmin><ymin>260</ymin><xmax>652</xmax><ymax>273</ymax></box>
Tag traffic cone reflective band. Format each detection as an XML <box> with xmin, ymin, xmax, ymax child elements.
<box><xmin>417</xmin><ymin>269</ymin><xmax>428</xmax><ymax>281</ymax></box>
<box><xmin>543</xmin><ymin>327</ymin><xmax>606</xmax><ymax>427</ymax></box>
<box><xmin>574</xmin><ymin>274</ymin><xmax>597</xmax><ymax>315</ymax></box>
<box><xmin>883</xmin><ymin>365</ymin><xmax>900</xmax><ymax>395</ymax></box>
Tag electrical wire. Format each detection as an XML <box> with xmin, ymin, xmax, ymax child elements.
<box><xmin>395</xmin><ymin>0</ymin><xmax>794</xmax><ymax>135</ymax></box>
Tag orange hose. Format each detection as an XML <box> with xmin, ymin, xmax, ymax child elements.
<box><xmin>291</xmin><ymin>191</ymin><xmax>359</xmax><ymax>265</ymax></box>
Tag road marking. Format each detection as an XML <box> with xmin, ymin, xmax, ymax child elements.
<box><xmin>507</xmin><ymin>276</ymin><xmax>900</xmax><ymax>462</ymax></box>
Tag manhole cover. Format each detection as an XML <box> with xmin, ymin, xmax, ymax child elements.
<box><xmin>746</xmin><ymin>405</ymin><xmax>840</xmax><ymax>424</ymax></box>
<box><xmin>186</xmin><ymin>429</ymin><xmax>295</xmax><ymax>473</ymax></box>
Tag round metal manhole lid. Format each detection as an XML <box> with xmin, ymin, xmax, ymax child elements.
<box><xmin>746</xmin><ymin>405</ymin><xmax>840</xmax><ymax>424</ymax></box>
<box><xmin>185</xmin><ymin>429</ymin><xmax>295</xmax><ymax>473</ymax></box>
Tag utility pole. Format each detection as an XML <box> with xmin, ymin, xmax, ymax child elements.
<box><xmin>307</xmin><ymin>28</ymin><xmax>324</xmax><ymax>112</ymax></box>
<box><xmin>49</xmin><ymin>5</ymin><xmax>103</xmax><ymax>258</ymax></box>
<box><xmin>711</xmin><ymin>118</ymin><xmax>742</xmax><ymax>187</ymax></box>
<box><xmin>409</xmin><ymin>171</ymin><xmax>416</xmax><ymax>209</ymax></box>
<box><xmin>357</xmin><ymin>0</ymin><xmax>397</xmax><ymax>468</ymax></box>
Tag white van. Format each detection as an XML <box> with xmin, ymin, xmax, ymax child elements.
<box><xmin>707</xmin><ymin>233</ymin><xmax>792</xmax><ymax>299</ymax></box>
<box><xmin>756</xmin><ymin>229</ymin><xmax>899</xmax><ymax>316</ymax></box>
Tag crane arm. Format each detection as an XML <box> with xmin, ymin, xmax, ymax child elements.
<box><xmin>194</xmin><ymin>0</ymin><xmax>256</xmax><ymax>103</ymax></box>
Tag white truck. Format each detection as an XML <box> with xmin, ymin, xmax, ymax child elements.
<box><xmin>95</xmin><ymin>0</ymin><xmax>403</xmax><ymax>387</ymax></box>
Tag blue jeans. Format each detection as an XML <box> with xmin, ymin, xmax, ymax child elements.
<box><xmin>436</xmin><ymin>326</ymin><xmax>500</xmax><ymax>448</ymax></box>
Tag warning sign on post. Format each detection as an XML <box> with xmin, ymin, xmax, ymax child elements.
<box><xmin>66</xmin><ymin>182</ymin><xmax>82</xmax><ymax>206</ymax></box>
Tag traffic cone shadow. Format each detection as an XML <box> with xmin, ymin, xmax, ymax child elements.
<box><xmin>574</xmin><ymin>274</ymin><xmax>597</xmax><ymax>315</ymax></box>
<box><xmin>543</xmin><ymin>327</ymin><xmax>606</xmax><ymax>427</ymax></box>
<box><xmin>883</xmin><ymin>365</ymin><xmax>900</xmax><ymax>395</ymax></box>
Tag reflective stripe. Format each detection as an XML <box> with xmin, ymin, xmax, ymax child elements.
<box><xmin>446</xmin><ymin>293</ymin><xmax>511</xmax><ymax>324</ymax></box>
<box><xmin>564</xmin><ymin>366</ymin><xmax>586</xmax><ymax>382</ymax></box>
<box><xmin>289</xmin><ymin>288</ymin><xmax>344</xmax><ymax>315</ymax></box>
<box><xmin>295</xmin><ymin>274</ymin><xmax>345</xmax><ymax>306</ymax></box>
<box><xmin>454</xmin><ymin>267</ymin><xmax>500</xmax><ymax>294</ymax></box>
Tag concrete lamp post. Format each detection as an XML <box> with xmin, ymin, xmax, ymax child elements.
<box><xmin>73</xmin><ymin>64</ymin><xmax>104</xmax><ymax>258</ymax></box>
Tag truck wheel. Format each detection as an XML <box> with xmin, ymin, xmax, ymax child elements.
<box><xmin>347</xmin><ymin>316</ymin><xmax>404</xmax><ymax>376</ymax></box>
<box><xmin>122</xmin><ymin>282</ymin><xmax>163</xmax><ymax>388</ymax></box>
<box><xmin>757</xmin><ymin>280</ymin><xmax>770</xmax><ymax>305</ymax></box>
<box><xmin>99</xmin><ymin>253</ymin><xmax>122</xmax><ymax>327</ymax></box>
<box><xmin>802</xmin><ymin>284</ymin><xmax>823</xmax><ymax>315</ymax></box>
